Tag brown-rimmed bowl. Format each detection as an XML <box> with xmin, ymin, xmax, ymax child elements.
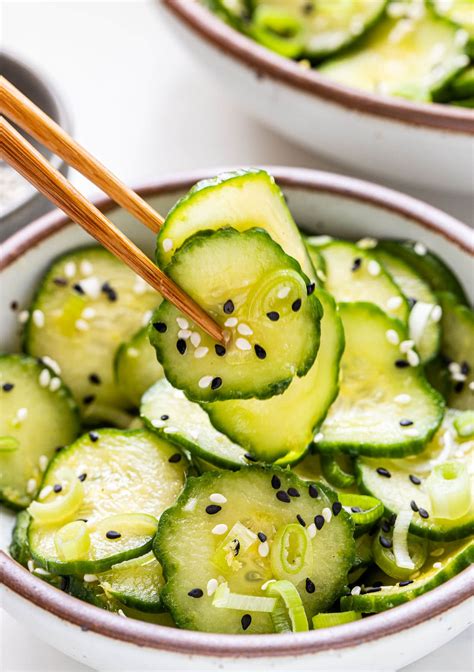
<box><xmin>158</xmin><ymin>0</ymin><xmax>474</xmax><ymax>195</ymax></box>
<box><xmin>1</xmin><ymin>167</ymin><xmax>473</xmax><ymax>671</ymax></box>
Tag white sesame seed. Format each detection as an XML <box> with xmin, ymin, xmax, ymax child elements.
<box><xmin>27</xmin><ymin>560</ymin><xmax>35</xmax><ymax>573</ymax></box>
<box><xmin>387</xmin><ymin>296</ymin><xmax>403</xmax><ymax>311</ymax></box>
<box><xmin>351</xmin><ymin>586</ymin><xmax>361</xmax><ymax>596</ymax></box>
<box><xmin>199</xmin><ymin>375</ymin><xmax>213</xmax><ymax>389</ymax></box>
<box><xmin>82</xmin><ymin>307</ymin><xmax>96</xmax><ymax>320</ymax></box>
<box><xmin>32</xmin><ymin>309</ymin><xmax>45</xmax><ymax>328</ymax></box>
<box><xmin>404</xmin><ymin>428</ymin><xmax>419</xmax><ymax>437</ymax></box>
<box><xmin>277</xmin><ymin>286</ymin><xmax>291</xmax><ymax>299</ymax></box>
<box><xmin>448</xmin><ymin>362</ymin><xmax>461</xmax><ymax>374</ymax></box>
<box><xmin>18</xmin><ymin>310</ymin><xmax>29</xmax><ymax>324</ymax></box>
<box><xmin>189</xmin><ymin>428</ymin><xmax>199</xmax><ymax>441</ymax></box>
<box><xmin>207</xmin><ymin>578</ymin><xmax>219</xmax><ymax>596</ymax></box>
<box><xmin>414</xmin><ymin>242</ymin><xmax>427</xmax><ymax>256</ymax></box>
<box><xmin>386</xmin><ymin>329</ymin><xmax>400</xmax><ymax>345</ymax></box>
<box><xmin>41</xmin><ymin>356</ymin><xmax>61</xmax><ymax>375</ymax></box>
<box><xmin>454</xmin><ymin>28</ymin><xmax>469</xmax><ymax>47</ymax></box>
<box><xmin>433</xmin><ymin>562</ymin><xmax>442</xmax><ymax>569</ymax></box>
<box><xmin>210</xmin><ymin>493</ymin><xmax>227</xmax><ymax>504</ymax></box>
<box><xmin>367</xmin><ymin>260</ymin><xmax>381</xmax><ymax>277</ymax></box>
<box><xmin>400</xmin><ymin>339</ymin><xmax>416</xmax><ymax>354</ymax></box>
<box><xmin>142</xmin><ymin>310</ymin><xmax>153</xmax><ymax>327</ymax></box>
<box><xmin>75</xmin><ymin>319</ymin><xmax>89</xmax><ymax>332</ymax></box>
<box><xmin>80</xmin><ymin>260</ymin><xmax>93</xmax><ymax>276</ymax></box>
<box><xmin>133</xmin><ymin>277</ymin><xmax>147</xmax><ymax>295</ymax></box>
<box><xmin>430</xmin><ymin>548</ymin><xmax>445</xmax><ymax>557</ymax></box>
<box><xmin>224</xmin><ymin>317</ymin><xmax>238</xmax><ymax>328</ymax></box>
<box><xmin>307</xmin><ymin>523</ymin><xmax>316</xmax><ymax>539</ymax></box>
<box><xmin>211</xmin><ymin>524</ymin><xmax>228</xmax><ymax>535</ymax></box>
<box><xmin>258</xmin><ymin>541</ymin><xmax>270</xmax><ymax>558</ymax></box>
<box><xmin>64</xmin><ymin>261</ymin><xmax>76</xmax><ymax>278</ymax></box>
<box><xmin>39</xmin><ymin>485</ymin><xmax>53</xmax><ymax>500</ymax></box>
<box><xmin>177</xmin><ymin>317</ymin><xmax>189</xmax><ymax>330</ymax></box>
<box><xmin>313</xmin><ymin>432</ymin><xmax>324</xmax><ymax>443</ymax></box>
<box><xmin>356</xmin><ymin>237</ymin><xmax>377</xmax><ymax>250</ymax></box>
<box><xmin>117</xmin><ymin>609</ymin><xmax>127</xmax><ymax>618</ymax></box>
<box><xmin>407</xmin><ymin>350</ymin><xmax>420</xmax><ymax>367</ymax></box>
<box><xmin>237</xmin><ymin>323</ymin><xmax>253</xmax><ymax>336</ymax></box>
<box><xmin>163</xmin><ymin>427</ymin><xmax>178</xmax><ymax>434</ymax></box>
<box><xmin>190</xmin><ymin>332</ymin><xmax>201</xmax><ymax>348</ymax></box>
<box><xmin>39</xmin><ymin>455</ymin><xmax>49</xmax><ymax>472</ymax></box>
<box><xmin>322</xmin><ymin>507</ymin><xmax>332</xmax><ymax>523</ymax></box>
<box><xmin>34</xmin><ymin>567</ymin><xmax>51</xmax><ymax>577</ymax></box>
<box><xmin>151</xmin><ymin>419</ymin><xmax>165</xmax><ymax>428</ymax></box>
<box><xmin>17</xmin><ymin>407</ymin><xmax>28</xmax><ymax>422</ymax></box>
<box><xmin>236</xmin><ymin>338</ymin><xmax>251</xmax><ymax>351</ymax></box>
<box><xmin>194</xmin><ymin>347</ymin><xmax>209</xmax><ymax>359</ymax></box>
<box><xmin>178</xmin><ymin>329</ymin><xmax>192</xmax><ymax>340</ymax></box>
<box><xmin>84</xmin><ymin>574</ymin><xmax>99</xmax><ymax>583</ymax></box>
<box><xmin>80</xmin><ymin>277</ymin><xmax>101</xmax><ymax>299</ymax></box>
<box><xmin>162</xmin><ymin>238</ymin><xmax>173</xmax><ymax>253</ymax></box>
<box><xmin>49</xmin><ymin>377</ymin><xmax>61</xmax><ymax>392</ymax></box>
<box><xmin>39</xmin><ymin>368</ymin><xmax>51</xmax><ymax>387</ymax></box>
<box><xmin>431</xmin><ymin>305</ymin><xmax>442</xmax><ymax>323</ymax></box>
<box><xmin>452</xmin><ymin>372</ymin><xmax>467</xmax><ymax>382</ymax></box>
<box><xmin>26</xmin><ymin>478</ymin><xmax>37</xmax><ymax>494</ymax></box>
<box><xmin>469</xmin><ymin>382</ymin><xmax>474</xmax><ymax>392</ymax></box>
<box><xmin>394</xmin><ymin>394</ymin><xmax>411</xmax><ymax>405</ymax></box>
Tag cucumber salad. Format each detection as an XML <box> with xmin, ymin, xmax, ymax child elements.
<box><xmin>2</xmin><ymin>169</ymin><xmax>473</xmax><ymax>634</ymax></box>
<box><xmin>205</xmin><ymin>0</ymin><xmax>474</xmax><ymax>107</ymax></box>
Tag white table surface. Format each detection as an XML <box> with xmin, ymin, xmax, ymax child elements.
<box><xmin>1</xmin><ymin>2</ymin><xmax>472</xmax><ymax>670</ymax></box>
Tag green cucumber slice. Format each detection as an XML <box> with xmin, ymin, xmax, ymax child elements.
<box><xmin>156</xmin><ymin>169</ymin><xmax>314</xmax><ymax>280</ymax></box>
<box><xmin>204</xmin><ymin>289</ymin><xmax>343</xmax><ymax>462</ymax></box>
<box><xmin>115</xmin><ymin>327</ymin><xmax>163</xmax><ymax>409</ymax></box>
<box><xmin>318</xmin><ymin>241</ymin><xmax>409</xmax><ymax>323</ymax></box>
<box><xmin>0</xmin><ymin>354</ymin><xmax>79</xmax><ymax>509</ymax></box>
<box><xmin>28</xmin><ymin>429</ymin><xmax>187</xmax><ymax>574</ymax></box>
<box><xmin>320</xmin><ymin>4</ymin><xmax>469</xmax><ymax>102</ymax></box>
<box><xmin>305</xmin><ymin>238</ymin><xmax>327</xmax><ymax>285</ymax></box>
<box><xmin>319</xmin><ymin>303</ymin><xmax>444</xmax><ymax>457</ymax></box>
<box><xmin>150</xmin><ymin>228</ymin><xmax>321</xmax><ymax>402</ymax></box>
<box><xmin>341</xmin><ymin>538</ymin><xmax>473</xmax><ymax>613</ymax></box>
<box><xmin>430</xmin><ymin>0</ymin><xmax>474</xmax><ymax>48</ymax></box>
<box><xmin>375</xmin><ymin>248</ymin><xmax>441</xmax><ymax>363</ymax></box>
<box><xmin>140</xmin><ymin>378</ymin><xmax>250</xmax><ymax>469</ymax></box>
<box><xmin>23</xmin><ymin>247</ymin><xmax>160</xmax><ymax>424</ymax></box>
<box><xmin>156</xmin><ymin>468</ymin><xmax>354</xmax><ymax>633</ymax></box>
<box><xmin>9</xmin><ymin>510</ymin><xmax>33</xmax><ymax>567</ymax></box>
<box><xmin>435</xmin><ymin>66</ymin><xmax>474</xmax><ymax>102</ymax></box>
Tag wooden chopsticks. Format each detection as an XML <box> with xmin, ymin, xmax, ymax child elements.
<box><xmin>0</xmin><ymin>81</ymin><xmax>224</xmax><ymax>343</ymax></box>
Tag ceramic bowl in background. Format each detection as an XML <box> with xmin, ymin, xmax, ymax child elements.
<box><xmin>0</xmin><ymin>168</ymin><xmax>473</xmax><ymax>672</ymax></box>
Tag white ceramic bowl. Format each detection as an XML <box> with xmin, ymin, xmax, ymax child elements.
<box><xmin>1</xmin><ymin>168</ymin><xmax>473</xmax><ymax>672</ymax></box>
<box><xmin>159</xmin><ymin>0</ymin><xmax>474</xmax><ymax>195</ymax></box>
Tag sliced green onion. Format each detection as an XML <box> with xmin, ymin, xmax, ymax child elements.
<box><xmin>212</xmin><ymin>581</ymin><xmax>277</xmax><ymax>612</ymax></box>
<box><xmin>270</xmin><ymin>523</ymin><xmax>313</xmax><ymax>585</ymax></box>
<box><xmin>0</xmin><ymin>435</ymin><xmax>20</xmax><ymax>453</ymax></box>
<box><xmin>426</xmin><ymin>461</ymin><xmax>472</xmax><ymax>520</ymax></box>
<box><xmin>320</xmin><ymin>454</ymin><xmax>355</xmax><ymax>489</ymax></box>
<box><xmin>338</xmin><ymin>494</ymin><xmax>384</xmax><ymax>527</ymax></box>
<box><xmin>213</xmin><ymin>521</ymin><xmax>258</xmax><ymax>573</ymax></box>
<box><xmin>250</xmin><ymin>6</ymin><xmax>304</xmax><ymax>58</ymax></box>
<box><xmin>55</xmin><ymin>520</ymin><xmax>90</xmax><ymax>561</ymax></box>
<box><xmin>453</xmin><ymin>411</ymin><xmax>474</xmax><ymax>439</ymax></box>
<box><xmin>372</xmin><ymin>531</ymin><xmax>427</xmax><ymax>580</ymax></box>
<box><xmin>93</xmin><ymin>513</ymin><xmax>158</xmax><ymax>538</ymax></box>
<box><xmin>265</xmin><ymin>579</ymin><xmax>309</xmax><ymax>632</ymax></box>
<box><xmin>28</xmin><ymin>470</ymin><xmax>84</xmax><ymax>524</ymax></box>
<box><xmin>393</xmin><ymin>510</ymin><xmax>415</xmax><ymax>570</ymax></box>
<box><xmin>312</xmin><ymin>611</ymin><xmax>361</xmax><ymax>629</ymax></box>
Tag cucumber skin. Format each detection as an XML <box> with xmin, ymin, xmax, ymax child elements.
<box><xmin>9</xmin><ymin>511</ymin><xmax>32</xmax><ymax>567</ymax></box>
<box><xmin>340</xmin><ymin>541</ymin><xmax>473</xmax><ymax>613</ymax></box>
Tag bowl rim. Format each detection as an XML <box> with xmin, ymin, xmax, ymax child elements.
<box><xmin>0</xmin><ymin>167</ymin><xmax>473</xmax><ymax>658</ymax></box>
<box><xmin>161</xmin><ymin>0</ymin><xmax>474</xmax><ymax>136</ymax></box>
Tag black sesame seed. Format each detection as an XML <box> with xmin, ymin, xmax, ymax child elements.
<box><xmin>409</xmin><ymin>474</ymin><xmax>421</xmax><ymax>485</ymax></box>
<box><xmin>206</xmin><ymin>504</ymin><xmax>222</xmax><ymax>515</ymax></box>
<box><xmin>188</xmin><ymin>588</ymin><xmax>203</xmax><ymax>598</ymax></box>
<box><xmin>215</xmin><ymin>344</ymin><xmax>226</xmax><ymax>357</ymax></box>
<box><xmin>276</xmin><ymin>490</ymin><xmax>291</xmax><ymax>503</ymax></box>
<box><xmin>102</xmin><ymin>282</ymin><xmax>117</xmax><ymax>302</ymax></box>
<box><xmin>53</xmin><ymin>484</ymin><xmax>63</xmax><ymax>493</ymax></box>
<box><xmin>399</xmin><ymin>580</ymin><xmax>413</xmax><ymax>587</ymax></box>
<box><xmin>332</xmin><ymin>501</ymin><xmax>342</xmax><ymax>516</ymax></box>
<box><xmin>223</xmin><ymin>299</ymin><xmax>235</xmax><ymax>314</ymax></box>
<box><xmin>296</xmin><ymin>514</ymin><xmax>306</xmax><ymax>527</ymax></box>
<box><xmin>257</xmin><ymin>532</ymin><xmax>267</xmax><ymax>542</ymax></box>
<box><xmin>314</xmin><ymin>515</ymin><xmax>324</xmax><ymax>530</ymax></box>
<box><xmin>351</xmin><ymin>257</ymin><xmax>362</xmax><ymax>272</ymax></box>
<box><xmin>407</xmin><ymin>297</ymin><xmax>417</xmax><ymax>309</ymax></box>
<box><xmin>88</xmin><ymin>373</ymin><xmax>101</xmax><ymax>385</ymax></box>
<box><xmin>306</xmin><ymin>282</ymin><xmax>316</xmax><ymax>296</ymax></box>
<box><xmin>72</xmin><ymin>283</ymin><xmax>85</xmax><ymax>295</ymax></box>
<box><xmin>2</xmin><ymin>383</ymin><xmax>14</xmax><ymax>392</ymax></box>
<box><xmin>271</xmin><ymin>475</ymin><xmax>281</xmax><ymax>490</ymax></box>
<box><xmin>308</xmin><ymin>484</ymin><xmax>319</xmax><ymax>498</ymax></box>
<box><xmin>454</xmin><ymin>381</ymin><xmax>465</xmax><ymax>393</ymax></box>
<box><xmin>60</xmin><ymin>576</ymin><xmax>71</xmax><ymax>592</ymax></box>
<box><xmin>376</xmin><ymin>467</ymin><xmax>391</xmax><ymax>478</ymax></box>
<box><xmin>89</xmin><ymin>431</ymin><xmax>99</xmax><ymax>443</ymax></box>
<box><xmin>364</xmin><ymin>586</ymin><xmax>382</xmax><ymax>594</ymax></box>
<box><xmin>302</xmin><ymin>2</ymin><xmax>314</xmax><ymax>15</ymax></box>
<box><xmin>461</xmin><ymin>361</ymin><xmax>470</xmax><ymax>375</ymax></box>
<box><xmin>161</xmin><ymin>414</ymin><xmax>169</xmax><ymax>421</ymax></box>
<box><xmin>410</xmin><ymin>500</ymin><xmax>418</xmax><ymax>512</ymax></box>
<box><xmin>232</xmin><ymin>539</ymin><xmax>241</xmax><ymax>556</ymax></box>
<box><xmin>266</xmin><ymin>311</ymin><xmax>280</xmax><ymax>321</ymax></box>
<box><xmin>305</xmin><ymin>577</ymin><xmax>316</xmax><ymax>593</ymax></box>
<box><xmin>399</xmin><ymin>418</ymin><xmax>414</xmax><ymax>427</ymax></box>
<box><xmin>241</xmin><ymin>614</ymin><xmax>252</xmax><ymax>631</ymax></box>
<box><xmin>351</xmin><ymin>506</ymin><xmax>362</xmax><ymax>513</ymax></box>
<box><xmin>10</xmin><ymin>301</ymin><xmax>19</xmax><ymax>310</ymax></box>
<box><xmin>176</xmin><ymin>339</ymin><xmax>187</xmax><ymax>355</ymax></box>
<box><xmin>153</xmin><ymin>321</ymin><xmax>167</xmax><ymax>333</ymax></box>
<box><xmin>379</xmin><ymin>535</ymin><xmax>392</xmax><ymax>549</ymax></box>
<box><xmin>83</xmin><ymin>395</ymin><xmax>95</xmax><ymax>405</ymax></box>
<box><xmin>211</xmin><ymin>377</ymin><xmax>222</xmax><ymax>390</ymax></box>
<box><xmin>381</xmin><ymin>520</ymin><xmax>390</xmax><ymax>533</ymax></box>
<box><xmin>418</xmin><ymin>508</ymin><xmax>429</xmax><ymax>519</ymax></box>
<box><xmin>244</xmin><ymin>453</ymin><xmax>258</xmax><ymax>462</ymax></box>
<box><xmin>169</xmin><ymin>453</ymin><xmax>182</xmax><ymax>463</ymax></box>
<box><xmin>78</xmin><ymin>473</ymin><xmax>87</xmax><ymax>482</ymax></box>
<box><xmin>254</xmin><ymin>344</ymin><xmax>267</xmax><ymax>360</ymax></box>
<box><xmin>395</xmin><ymin>359</ymin><xmax>410</xmax><ymax>368</ymax></box>
<box><xmin>53</xmin><ymin>277</ymin><xmax>68</xmax><ymax>287</ymax></box>
<box><xmin>389</xmin><ymin>513</ymin><xmax>397</xmax><ymax>526</ymax></box>
<box><xmin>287</xmin><ymin>487</ymin><xmax>300</xmax><ymax>498</ymax></box>
<box><xmin>292</xmin><ymin>298</ymin><xmax>302</xmax><ymax>312</ymax></box>
<box><xmin>106</xmin><ymin>530</ymin><xmax>121</xmax><ymax>540</ymax></box>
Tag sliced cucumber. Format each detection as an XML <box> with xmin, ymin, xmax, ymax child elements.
<box><xmin>9</xmin><ymin>511</ymin><xmax>32</xmax><ymax>567</ymax></box>
<box><xmin>375</xmin><ymin>248</ymin><xmax>441</xmax><ymax>363</ymax></box>
<box><xmin>430</xmin><ymin>0</ymin><xmax>474</xmax><ymax>51</ymax></box>
<box><xmin>156</xmin><ymin>468</ymin><xmax>354</xmax><ymax>633</ymax></box>
<box><xmin>156</xmin><ymin>169</ymin><xmax>314</xmax><ymax>280</ymax></box>
<box><xmin>205</xmin><ymin>289</ymin><xmax>343</xmax><ymax>462</ymax></box>
<box><xmin>115</xmin><ymin>327</ymin><xmax>163</xmax><ymax>409</ymax></box>
<box><xmin>305</xmin><ymin>238</ymin><xmax>327</xmax><ymax>285</ymax></box>
<box><xmin>318</xmin><ymin>241</ymin><xmax>408</xmax><ymax>323</ymax></box>
<box><xmin>341</xmin><ymin>538</ymin><xmax>473</xmax><ymax>613</ymax></box>
<box><xmin>150</xmin><ymin>228</ymin><xmax>321</xmax><ymax>402</ymax></box>
<box><xmin>28</xmin><ymin>429</ymin><xmax>187</xmax><ymax>574</ymax></box>
<box><xmin>434</xmin><ymin>66</ymin><xmax>474</xmax><ymax>102</ymax></box>
<box><xmin>24</xmin><ymin>247</ymin><xmax>160</xmax><ymax>424</ymax></box>
<box><xmin>357</xmin><ymin>410</ymin><xmax>474</xmax><ymax>540</ymax></box>
<box><xmin>319</xmin><ymin>303</ymin><xmax>444</xmax><ymax>457</ymax></box>
<box><xmin>141</xmin><ymin>378</ymin><xmax>250</xmax><ymax>469</ymax></box>
<box><xmin>0</xmin><ymin>354</ymin><xmax>79</xmax><ymax>509</ymax></box>
<box><xmin>320</xmin><ymin>4</ymin><xmax>469</xmax><ymax>102</ymax></box>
